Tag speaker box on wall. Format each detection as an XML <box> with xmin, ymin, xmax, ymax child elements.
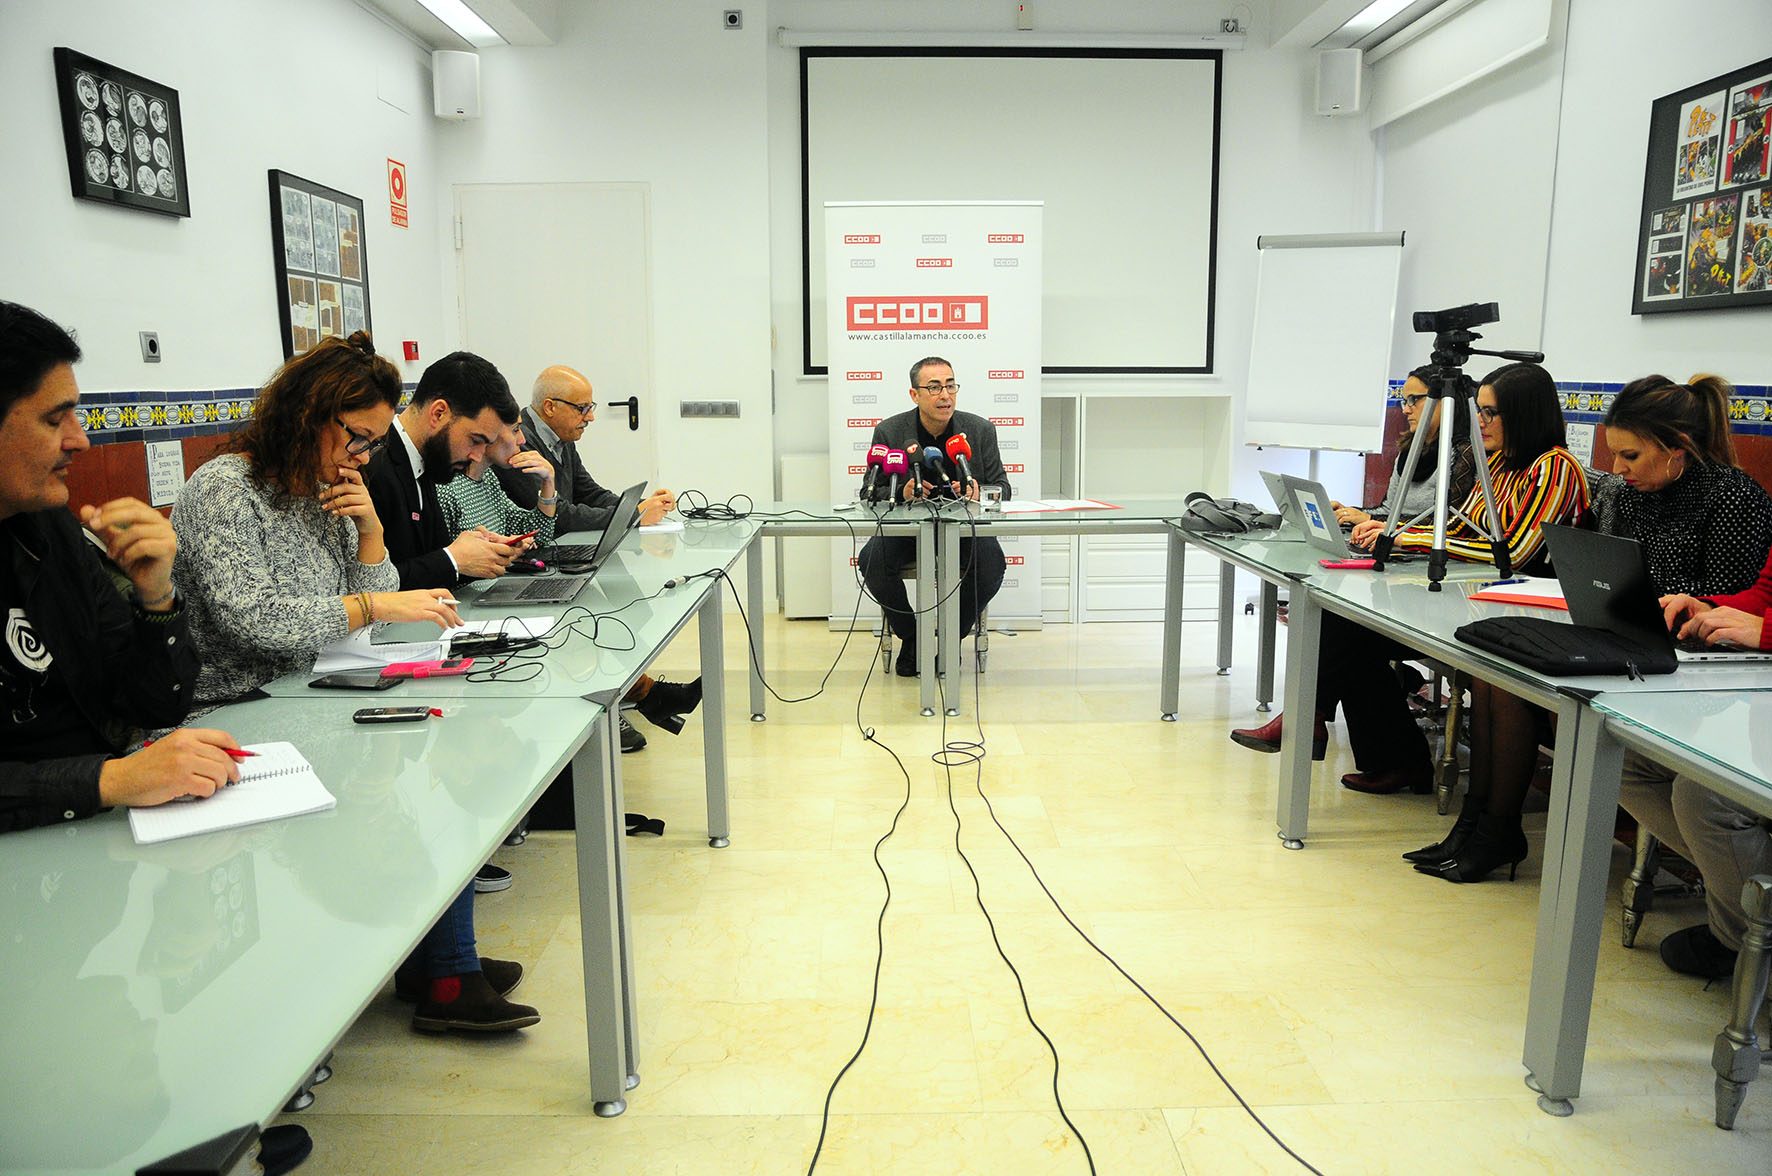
<box><xmin>433</xmin><ymin>50</ymin><xmax>481</xmax><ymax>119</ymax></box>
<box><xmin>1315</xmin><ymin>48</ymin><xmax>1364</xmax><ymax>117</ymax></box>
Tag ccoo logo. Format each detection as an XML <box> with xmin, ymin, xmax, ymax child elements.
<box><xmin>988</xmin><ymin>370</ymin><xmax>1024</xmax><ymax>379</ymax></box>
<box><xmin>988</xmin><ymin>233</ymin><xmax>1024</xmax><ymax>243</ymax></box>
<box><xmin>989</xmin><ymin>417</ymin><xmax>1024</xmax><ymax>427</ymax></box>
<box><xmin>916</xmin><ymin>258</ymin><xmax>953</xmax><ymax>268</ymax></box>
<box><xmin>1004</xmin><ymin>555</ymin><xmax>1026</xmax><ymax>566</ymax></box>
<box><xmin>847</xmin><ymin>295</ymin><xmax>989</xmax><ymax>331</ymax></box>
<box><xmin>847</xmin><ymin>371</ymin><xmax>882</xmax><ymax>381</ymax></box>
<box><xmin>847</xmin><ymin>418</ymin><xmax>882</xmax><ymax>428</ymax></box>
<box><xmin>1005</xmin><ymin>463</ymin><xmax>1025</xmax><ymax>474</ymax></box>
<box><xmin>847</xmin><ymin>464</ymin><xmax>866</xmax><ymax>475</ymax></box>
<box><xmin>843</xmin><ymin>234</ymin><xmax>881</xmax><ymax>244</ymax></box>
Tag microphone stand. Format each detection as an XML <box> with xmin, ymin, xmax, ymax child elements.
<box><xmin>1369</xmin><ymin>329</ymin><xmax>1544</xmax><ymax>591</ymax></box>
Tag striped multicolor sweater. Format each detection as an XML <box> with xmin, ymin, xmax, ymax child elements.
<box><xmin>1389</xmin><ymin>446</ymin><xmax>1588</xmax><ymax>569</ymax></box>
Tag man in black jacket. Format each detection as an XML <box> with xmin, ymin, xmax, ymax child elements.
<box><xmin>857</xmin><ymin>357</ymin><xmax>1009</xmax><ymax>676</ymax></box>
<box><xmin>496</xmin><ymin>365</ymin><xmax>674</xmax><ymax>532</ymax></box>
<box><xmin>0</xmin><ymin>301</ymin><xmax>242</xmax><ymax>834</ymax></box>
<box><xmin>364</xmin><ymin>351</ymin><xmax>522</xmax><ymax>589</ymax></box>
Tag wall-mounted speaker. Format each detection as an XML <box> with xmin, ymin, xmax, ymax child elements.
<box><xmin>1314</xmin><ymin>48</ymin><xmax>1365</xmax><ymax>117</ymax></box>
<box><xmin>433</xmin><ymin>50</ymin><xmax>481</xmax><ymax>120</ymax></box>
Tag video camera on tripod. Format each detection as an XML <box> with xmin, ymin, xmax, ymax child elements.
<box><xmin>1369</xmin><ymin>302</ymin><xmax>1545</xmax><ymax>589</ymax></box>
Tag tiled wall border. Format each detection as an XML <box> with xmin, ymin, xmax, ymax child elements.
<box><xmin>1386</xmin><ymin>379</ymin><xmax>1772</xmax><ymax>436</ymax></box>
<box><xmin>81</xmin><ymin>384</ymin><xmax>417</xmax><ymax>446</ymax></box>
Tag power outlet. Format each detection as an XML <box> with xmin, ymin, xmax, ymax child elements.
<box><xmin>710</xmin><ymin>400</ymin><xmax>740</xmax><ymax>418</ymax></box>
<box><xmin>723</xmin><ymin>9</ymin><xmax>741</xmax><ymax>30</ymax></box>
<box><xmin>139</xmin><ymin>331</ymin><xmax>161</xmax><ymax>362</ymax></box>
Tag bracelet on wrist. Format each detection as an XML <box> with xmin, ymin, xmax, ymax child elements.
<box><xmin>136</xmin><ymin>585</ymin><xmax>176</xmax><ymax>610</ymax></box>
<box><xmin>537</xmin><ymin>494</ymin><xmax>559</xmax><ymax>506</ymax></box>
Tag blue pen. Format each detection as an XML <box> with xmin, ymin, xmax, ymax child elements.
<box><xmin>1478</xmin><ymin>577</ymin><xmax>1528</xmax><ymax>590</ymax></box>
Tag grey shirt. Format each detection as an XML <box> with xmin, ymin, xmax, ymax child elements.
<box><xmin>171</xmin><ymin>453</ymin><xmax>398</xmax><ymax>705</ymax></box>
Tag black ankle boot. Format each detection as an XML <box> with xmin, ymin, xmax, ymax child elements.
<box><xmin>1402</xmin><ymin>796</ymin><xmax>1482</xmax><ymax>864</ymax></box>
<box><xmin>636</xmin><ymin>677</ymin><xmax>702</xmax><ymax>734</ymax></box>
<box><xmin>1414</xmin><ymin>814</ymin><xmax>1528</xmax><ymax>883</ymax></box>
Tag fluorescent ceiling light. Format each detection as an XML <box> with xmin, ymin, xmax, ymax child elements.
<box><xmin>416</xmin><ymin>0</ymin><xmax>504</xmax><ymax>47</ymax></box>
<box><xmin>1322</xmin><ymin>0</ymin><xmax>1459</xmax><ymax>51</ymax></box>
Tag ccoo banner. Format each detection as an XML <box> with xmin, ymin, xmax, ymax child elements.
<box><xmin>825</xmin><ymin>201</ymin><xmax>1043</xmax><ymax>628</ymax></box>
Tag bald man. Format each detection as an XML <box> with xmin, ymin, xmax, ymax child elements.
<box><xmin>495</xmin><ymin>366</ymin><xmax>673</xmax><ymax>533</ymax></box>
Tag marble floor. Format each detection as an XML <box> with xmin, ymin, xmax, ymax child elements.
<box><xmin>279</xmin><ymin>612</ymin><xmax>1770</xmax><ymax>1174</ymax></box>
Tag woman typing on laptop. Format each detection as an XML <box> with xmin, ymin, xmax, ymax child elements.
<box><xmin>1231</xmin><ymin>363</ymin><xmax>1587</xmax><ymax>797</ymax></box>
<box><xmin>170</xmin><ymin>334</ymin><xmax>542</xmax><ymax>1033</ymax></box>
<box><xmin>1330</xmin><ymin>365</ymin><xmax>1477</xmax><ymax>530</ymax></box>
<box><xmin>1414</xmin><ymin>373</ymin><xmax>1771</xmax><ymax>885</ymax></box>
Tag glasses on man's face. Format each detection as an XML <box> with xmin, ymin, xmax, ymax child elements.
<box><xmin>916</xmin><ymin>382</ymin><xmax>960</xmax><ymax>395</ymax></box>
<box><xmin>1476</xmin><ymin>406</ymin><xmax>1503</xmax><ymax>424</ymax></box>
<box><xmin>1402</xmin><ymin>393</ymin><xmax>1429</xmax><ymax>410</ymax></box>
<box><xmin>548</xmin><ymin>396</ymin><xmax>595</xmax><ymax>418</ymax></box>
<box><xmin>337</xmin><ymin>418</ymin><xmax>387</xmax><ymax>457</ymax></box>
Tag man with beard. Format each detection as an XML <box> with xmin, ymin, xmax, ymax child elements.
<box><xmin>364</xmin><ymin>350</ymin><xmax>523</xmax><ymax>589</ymax></box>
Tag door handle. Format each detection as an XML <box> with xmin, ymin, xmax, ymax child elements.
<box><xmin>605</xmin><ymin>397</ymin><xmax>639</xmax><ymax>432</ymax></box>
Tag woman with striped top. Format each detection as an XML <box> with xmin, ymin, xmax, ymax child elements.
<box><xmin>438</xmin><ymin>421</ymin><xmax>557</xmax><ymax>552</ymax></box>
<box><xmin>1413</xmin><ymin>373</ymin><xmax>1771</xmax><ymax>884</ymax></box>
<box><xmin>1230</xmin><ymin>364</ymin><xmax>1587</xmax><ymax>796</ymax></box>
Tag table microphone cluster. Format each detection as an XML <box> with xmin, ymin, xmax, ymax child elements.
<box><xmin>857</xmin><ymin>434</ymin><xmax>979</xmax><ymax>504</ymax></box>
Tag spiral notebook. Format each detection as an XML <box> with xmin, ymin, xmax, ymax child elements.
<box><xmin>127</xmin><ymin>741</ymin><xmax>336</xmax><ymax>844</ymax></box>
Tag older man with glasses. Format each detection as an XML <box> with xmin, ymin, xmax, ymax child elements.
<box><xmin>855</xmin><ymin>356</ymin><xmax>1010</xmax><ymax>677</ymax></box>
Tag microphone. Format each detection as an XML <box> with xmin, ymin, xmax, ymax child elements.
<box><xmin>919</xmin><ymin>446</ymin><xmax>953</xmax><ymax>497</ymax></box>
<box><xmin>944</xmin><ymin>434</ymin><xmax>975</xmax><ymax>491</ymax></box>
<box><xmin>861</xmin><ymin>444</ymin><xmax>888</xmax><ymax>501</ymax></box>
<box><xmin>903</xmin><ymin>443</ymin><xmax>925</xmax><ymax>495</ymax></box>
<box><xmin>882</xmin><ymin>449</ymin><xmax>909</xmax><ymax>505</ymax></box>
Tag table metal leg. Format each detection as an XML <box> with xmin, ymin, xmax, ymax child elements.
<box><xmin>1522</xmin><ymin>700</ymin><xmax>1623</xmax><ymax>1115</ymax></box>
<box><xmin>1714</xmin><ymin>878</ymin><xmax>1772</xmax><ymax>1129</ymax></box>
<box><xmin>1160</xmin><ymin>531</ymin><xmax>1185</xmax><ymax>721</ymax></box>
<box><xmin>571</xmin><ymin>707</ymin><xmax>634</xmax><ymax>1116</ymax></box>
<box><xmin>1274</xmin><ymin>586</ymin><xmax>1318</xmax><ymax>849</ymax></box>
<box><xmin>746</xmin><ymin>532</ymin><xmax>766</xmax><ymax>722</ymax></box>
<box><xmin>940</xmin><ymin>518</ymin><xmax>962</xmax><ymax>717</ymax></box>
<box><xmin>697</xmin><ymin>581</ymin><xmax>731</xmax><ymax>848</ymax></box>
<box><xmin>1256</xmin><ymin>580</ymin><xmax>1278</xmax><ymax>712</ymax></box>
<box><xmin>1215</xmin><ymin>561</ymin><xmax>1235</xmax><ymax>676</ymax></box>
<box><xmin>918</xmin><ymin>521</ymin><xmax>937</xmax><ymax>716</ymax></box>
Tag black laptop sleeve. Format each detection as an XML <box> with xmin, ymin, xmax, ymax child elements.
<box><xmin>1454</xmin><ymin>616</ymin><xmax>1677</xmax><ymax>677</ymax></box>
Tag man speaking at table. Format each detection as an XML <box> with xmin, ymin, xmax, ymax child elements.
<box><xmin>857</xmin><ymin>357</ymin><xmax>1009</xmax><ymax>676</ymax></box>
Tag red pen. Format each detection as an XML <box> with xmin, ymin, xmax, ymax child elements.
<box><xmin>142</xmin><ymin>739</ymin><xmax>256</xmax><ymax>761</ymax></box>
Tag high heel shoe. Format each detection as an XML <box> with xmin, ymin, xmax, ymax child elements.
<box><xmin>635</xmin><ymin>677</ymin><xmax>702</xmax><ymax>734</ymax></box>
<box><xmin>1402</xmin><ymin>796</ymin><xmax>1481</xmax><ymax>863</ymax></box>
<box><xmin>1413</xmin><ymin>814</ymin><xmax>1528</xmax><ymax>883</ymax></box>
<box><xmin>1229</xmin><ymin>712</ymin><xmax>1327</xmax><ymax>761</ymax></box>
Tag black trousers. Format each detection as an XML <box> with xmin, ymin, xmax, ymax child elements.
<box><xmin>857</xmin><ymin>534</ymin><xmax>1006</xmax><ymax>645</ymax></box>
<box><xmin>1317</xmin><ymin>612</ymin><xmax>1432</xmax><ymax>773</ymax></box>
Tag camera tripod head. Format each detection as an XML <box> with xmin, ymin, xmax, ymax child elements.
<box><xmin>1412</xmin><ymin>302</ymin><xmax>1543</xmax><ymax>393</ymax></box>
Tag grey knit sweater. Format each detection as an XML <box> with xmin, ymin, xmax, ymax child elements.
<box><xmin>171</xmin><ymin>453</ymin><xmax>398</xmax><ymax>705</ymax></box>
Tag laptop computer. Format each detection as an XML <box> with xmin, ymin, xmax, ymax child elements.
<box><xmin>531</xmin><ymin>481</ymin><xmax>648</xmax><ymax>564</ymax></box>
<box><xmin>1543</xmin><ymin>524</ymin><xmax>1772</xmax><ymax>664</ymax></box>
<box><xmin>1277</xmin><ymin>473</ymin><xmax>1353</xmax><ymax>558</ymax></box>
<box><xmin>1259</xmin><ymin>470</ymin><xmax>1301</xmax><ymax>530</ymax></box>
<box><xmin>476</xmin><ymin>481</ymin><xmax>648</xmax><ymax>607</ymax></box>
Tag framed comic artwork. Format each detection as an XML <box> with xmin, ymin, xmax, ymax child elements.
<box><xmin>53</xmin><ymin>47</ymin><xmax>190</xmax><ymax>218</ymax></box>
<box><xmin>268</xmin><ymin>171</ymin><xmax>372</xmax><ymax>359</ymax></box>
<box><xmin>1634</xmin><ymin>54</ymin><xmax>1772</xmax><ymax>314</ymax></box>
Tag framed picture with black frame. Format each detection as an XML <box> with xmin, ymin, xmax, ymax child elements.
<box><xmin>53</xmin><ymin>47</ymin><xmax>190</xmax><ymax>217</ymax></box>
<box><xmin>267</xmin><ymin>170</ymin><xmax>372</xmax><ymax>359</ymax></box>
<box><xmin>1633</xmin><ymin>53</ymin><xmax>1772</xmax><ymax>314</ymax></box>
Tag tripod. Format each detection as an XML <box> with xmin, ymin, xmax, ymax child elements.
<box><xmin>1369</xmin><ymin>327</ymin><xmax>1544</xmax><ymax>590</ymax></box>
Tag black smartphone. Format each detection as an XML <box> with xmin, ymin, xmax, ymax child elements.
<box><xmin>309</xmin><ymin>671</ymin><xmax>400</xmax><ymax>691</ymax></box>
<box><xmin>352</xmin><ymin>706</ymin><xmax>433</xmax><ymax>724</ymax></box>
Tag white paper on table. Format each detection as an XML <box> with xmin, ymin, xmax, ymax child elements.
<box><xmin>1040</xmin><ymin>498</ymin><xmax>1117</xmax><ymax>511</ymax></box>
<box><xmin>640</xmin><ymin>519</ymin><xmax>685</xmax><ymax>533</ymax></box>
<box><xmin>440</xmin><ymin>615</ymin><xmax>558</xmax><ymax>640</ymax></box>
<box><xmin>997</xmin><ymin>499</ymin><xmax>1056</xmax><ymax>514</ymax></box>
<box><xmin>312</xmin><ymin>629</ymin><xmax>443</xmax><ymax>673</ymax></box>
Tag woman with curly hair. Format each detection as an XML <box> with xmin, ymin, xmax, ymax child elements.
<box><xmin>171</xmin><ymin>334</ymin><xmax>539</xmax><ymax>1033</ymax></box>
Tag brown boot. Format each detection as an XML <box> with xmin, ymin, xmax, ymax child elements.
<box><xmin>1229</xmin><ymin>712</ymin><xmax>1327</xmax><ymax>760</ymax></box>
<box><xmin>412</xmin><ymin>968</ymin><xmax>540</xmax><ymax>1033</ymax></box>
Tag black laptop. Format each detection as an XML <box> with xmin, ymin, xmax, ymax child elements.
<box><xmin>1543</xmin><ymin>524</ymin><xmax>1772</xmax><ymax>664</ymax></box>
<box><xmin>476</xmin><ymin>481</ymin><xmax>648</xmax><ymax>606</ymax></box>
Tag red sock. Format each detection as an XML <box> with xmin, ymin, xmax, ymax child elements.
<box><xmin>428</xmin><ymin>975</ymin><xmax>462</xmax><ymax>1003</ymax></box>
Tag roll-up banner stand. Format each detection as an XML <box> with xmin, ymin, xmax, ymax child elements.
<box><xmin>825</xmin><ymin>201</ymin><xmax>1043</xmax><ymax>631</ymax></box>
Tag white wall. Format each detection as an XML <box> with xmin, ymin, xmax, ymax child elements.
<box><xmin>0</xmin><ymin>0</ymin><xmax>444</xmax><ymax>393</ymax></box>
<box><xmin>1541</xmin><ymin>0</ymin><xmax>1772</xmax><ymax>381</ymax></box>
<box><xmin>432</xmin><ymin>0</ymin><xmax>775</xmax><ymax>506</ymax></box>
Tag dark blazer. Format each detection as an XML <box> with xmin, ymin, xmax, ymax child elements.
<box><xmin>495</xmin><ymin>407</ymin><xmax>623</xmax><ymax>535</ymax></box>
<box><xmin>0</xmin><ymin>509</ymin><xmax>199</xmax><ymax>833</ymax></box>
<box><xmin>865</xmin><ymin>408</ymin><xmax>1012</xmax><ymax>499</ymax></box>
<box><xmin>363</xmin><ymin>426</ymin><xmax>457</xmax><ymax>589</ymax></box>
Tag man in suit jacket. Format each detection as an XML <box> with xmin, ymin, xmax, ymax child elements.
<box><xmin>495</xmin><ymin>365</ymin><xmax>674</xmax><ymax>534</ymax></box>
<box><xmin>856</xmin><ymin>356</ymin><xmax>1009</xmax><ymax>676</ymax></box>
<box><xmin>364</xmin><ymin>351</ymin><xmax>521</xmax><ymax>590</ymax></box>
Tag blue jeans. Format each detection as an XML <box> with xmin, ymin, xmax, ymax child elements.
<box><xmin>420</xmin><ymin>883</ymin><xmax>479</xmax><ymax>978</ymax></box>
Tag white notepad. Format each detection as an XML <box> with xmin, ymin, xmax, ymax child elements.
<box><xmin>127</xmin><ymin>741</ymin><xmax>336</xmax><ymax>844</ymax></box>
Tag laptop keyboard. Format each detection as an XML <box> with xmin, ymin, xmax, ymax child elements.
<box><xmin>514</xmin><ymin>577</ymin><xmax>585</xmax><ymax>602</ymax></box>
<box><xmin>535</xmin><ymin>544</ymin><xmax>597</xmax><ymax>562</ymax></box>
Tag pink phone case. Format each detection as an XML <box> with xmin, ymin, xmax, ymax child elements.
<box><xmin>379</xmin><ymin>658</ymin><xmax>475</xmax><ymax>679</ymax></box>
